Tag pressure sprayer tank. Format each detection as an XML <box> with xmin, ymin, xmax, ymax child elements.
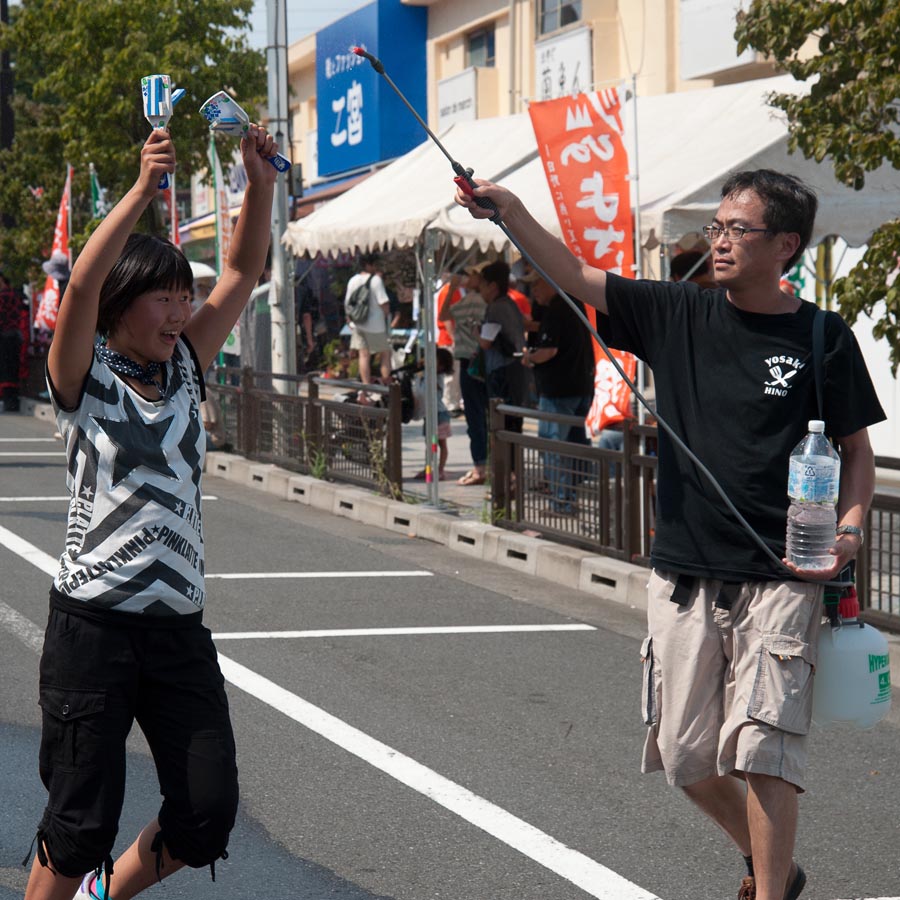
<box><xmin>812</xmin><ymin>587</ymin><xmax>892</xmax><ymax>729</ymax></box>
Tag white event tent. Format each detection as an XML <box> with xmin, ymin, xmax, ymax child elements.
<box><xmin>433</xmin><ymin>75</ymin><xmax>900</xmax><ymax>255</ymax></box>
<box><xmin>283</xmin><ymin>74</ymin><xmax>900</xmax><ymax>457</ymax></box>
<box><xmin>282</xmin><ymin>113</ymin><xmax>539</xmax><ymax>257</ymax></box>
<box><xmin>285</xmin><ymin>75</ymin><xmax>900</xmax><ymax>260</ymax></box>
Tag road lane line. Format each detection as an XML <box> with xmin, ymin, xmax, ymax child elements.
<box><xmin>0</xmin><ymin>524</ymin><xmax>59</xmax><ymax>576</ymax></box>
<box><xmin>0</xmin><ymin>600</ymin><xmax>44</xmax><ymax>653</ymax></box>
<box><xmin>217</xmin><ymin>652</ymin><xmax>662</xmax><ymax>900</ymax></box>
<box><xmin>213</xmin><ymin>624</ymin><xmax>597</xmax><ymax>639</ymax></box>
<box><xmin>5</xmin><ymin>523</ymin><xmax>893</xmax><ymax>900</ymax></box>
<box><xmin>0</xmin><ymin>495</ymin><xmax>219</xmax><ymax>502</ymax></box>
<box><xmin>207</xmin><ymin>570</ymin><xmax>433</xmax><ymax>580</ymax></box>
<box><xmin>0</xmin><ymin>523</ymin><xmax>656</xmax><ymax>899</ymax></box>
<box><xmin>0</xmin><ymin>452</ymin><xmax>64</xmax><ymax>456</ymax></box>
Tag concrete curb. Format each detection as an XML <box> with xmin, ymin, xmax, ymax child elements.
<box><xmin>17</xmin><ymin>401</ymin><xmax>898</xmax><ymax>692</ymax></box>
<box><xmin>201</xmin><ymin>450</ymin><xmax>900</xmax><ymax>692</ymax></box>
<box><xmin>204</xmin><ymin>451</ymin><xmax>650</xmax><ymax>612</ymax></box>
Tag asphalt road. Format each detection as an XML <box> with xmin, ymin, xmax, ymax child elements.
<box><xmin>0</xmin><ymin>410</ymin><xmax>898</xmax><ymax>900</ymax></box>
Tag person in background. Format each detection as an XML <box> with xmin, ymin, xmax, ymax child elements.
<box><xmin>413</xmin><ymin>346</ymin><xmax>454</xmax><ymax>481</ymax></box>
<box><xmin>345</xmin><ymin>253</ymin><xmax>391</xmax><ymax>388</ymax></box>
<box><xmin>457</xmin><ymin>168</ymin><xmax>883</xmax><ymax>900</ymax></box>
<box><xmin>440</xmin><ymin>263</ymin><xmax>488</xmax><ymax>486</ymax></box>
<box><xmin>520</xmin><ymin>270</ymin><xmax>594</xmax><ymax>514</ymax></box>
<box><xmin>670</xmin><ymin>249</ymin><xmax>715</xmax><ymax>287</ymax></box>
<box><xmin>0</xmin><ymin>271</ymin><xmax>29</xmax><ymax>412</ymax></box>
<box><xmin>479</xmin><ymin>260</ymin><xmax>527</xmax><ymax>435</ymax></box>
<box><xmin>434</xmin><ymin>272</ymin><xmax>463</xmax><ymax>417</ymax></box>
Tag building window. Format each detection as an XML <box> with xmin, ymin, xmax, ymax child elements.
<box><xmin>467</xmin><ymin>26</ymin><xmax>495</xmax><ymax>68</ymax></box>
<box><xmin>539</xmin><ymin>0</ymin><xmax>582</xmax><ymax>36</ymax></box>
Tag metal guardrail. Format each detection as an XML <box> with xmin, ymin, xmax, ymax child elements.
<box><xmin>204</xmin><ymin>367</ymin><xmax>403</xmax><ymax>497</ymax></box>
<box><xmin>490</xmin><ymin>403</ymin><xmax>899</xmax><ymax>630</ymax></box>
<box><xmin>206</xmin><ymin>370</ymin><xmax>899</xmax><ymax>630</ymax></box>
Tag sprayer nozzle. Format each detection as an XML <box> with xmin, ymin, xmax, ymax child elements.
<box><xmin>349</xmin><ymin>45</ymin><xmax>384</xmax><ymax>73</ymax></box>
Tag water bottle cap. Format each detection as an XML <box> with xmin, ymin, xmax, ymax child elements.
<box><xmin>808</xmin><ymin>419</ymin><xmax>825</xmax><ymax>433</ymax></box>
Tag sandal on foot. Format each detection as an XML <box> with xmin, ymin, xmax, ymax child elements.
<box><xmin>785</xmin><ymin>864</ymin><xmax>806</xmax><ymax>900</ymax></box>
<box><xmin>458</xmin><ymin>470</ymin><xmax>486</xmax><ymax>486</ymax></box>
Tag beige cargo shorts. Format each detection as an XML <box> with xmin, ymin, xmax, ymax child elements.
<box><xmin>640</xmin><ymin>569</ymin><xmax>823</xmax><ymax>792</ymax></box>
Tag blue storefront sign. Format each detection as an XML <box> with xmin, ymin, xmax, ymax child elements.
<box><xmin>316</xmin><ymin>0</ymin><xmax>427</xmax><ymax>178</ymax></box>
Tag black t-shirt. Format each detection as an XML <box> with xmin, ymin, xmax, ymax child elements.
<box><xmin>533</xmin><ymin>295</ymin><xmax>594</xmax><ymax>398</ymax></box>
<box><xmin>604</xmin><ymin>273</ymin><xmax>885</xmax><ymax>581</ymax></box>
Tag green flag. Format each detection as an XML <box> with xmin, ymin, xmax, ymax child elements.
<box><xmin>89</xmin><ymin>163</ymin><xmax>109</xmax><ymax>219</ymax></box>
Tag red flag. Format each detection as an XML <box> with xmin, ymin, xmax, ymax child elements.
<box><xmin>34</xmin><ymin>165</ymin><xmax>72</xmax><ymax>332</ymax></box>
<box><xmin>528</xmin><ymin>88</ymin><xmax>637</xmax><ymax>434</ymax></box>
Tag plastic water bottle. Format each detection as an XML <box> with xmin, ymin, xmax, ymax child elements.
<box><xmin>785</xmin><ymin>420</ymin><xmax>840</xmax><ymax>569</ymax></box>
<box><xmin>813</xmin><ymin>587</ymin><xmax>892</xmax><ymax>729</ymax></box>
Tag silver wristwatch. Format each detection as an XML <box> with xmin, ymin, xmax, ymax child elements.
<box><xmin>836</xmin><ymin>524</ymin><xmax>864</xmax><ymax>543</ymax></box>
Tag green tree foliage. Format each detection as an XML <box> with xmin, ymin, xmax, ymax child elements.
<box><xmin>736</xmin><ymin>0</ymin><xmax>900</xmax><ymax>371</ymax></box>
<box><xmin>0</xmin><ymin>0</ymin><xmax>265</xmax><ymax>286</ymax></box>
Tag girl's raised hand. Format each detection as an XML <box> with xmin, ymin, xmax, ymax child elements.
<box><xmin>240</xmin><ymin>124</ymin><xmax>279</xmax><ymax>186</ymax></box>
<box><xmin>138</xmin><ymin>128</ymin><xmax>175</xmax><ymax>196</ymax></box>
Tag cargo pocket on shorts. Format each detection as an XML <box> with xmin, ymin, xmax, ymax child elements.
<box><xmin>39</xmin><ymin>686</ymin><xmax>107</xmax><ymax>771</ymax></box>
<box><xmin>640</xmin><ymin>636</ymin><xmax>658</xmax><ymax>726</ymax></box>
<box><xmin>747</xmin><ymin>634</ymin><xmax>815</xmax><ymax>735</ymax></box>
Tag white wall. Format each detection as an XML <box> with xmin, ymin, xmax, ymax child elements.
<box><xmin>832</xmin><ymin>243</ymin><xmax>897</xmax><ymax>460</ymax></box>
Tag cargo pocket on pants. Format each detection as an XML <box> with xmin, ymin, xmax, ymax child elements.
<box><xmin>747</xmin><ymin>634</ymin><xmax>815</xmax><ymax>735</ymax></box>
<box><xmin>39</xmin><ymin>686</ymin><xmax>107</xmax><ymax>772</ymax></box>
<box><xmin>640</xmin><ymin>636</ymin><xmax>658</xmax><ymax>726</ymax></box>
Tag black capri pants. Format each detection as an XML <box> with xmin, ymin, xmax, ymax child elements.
<box><xmin>34</xmin><ymin>590</ymin><xmax>239</xmax><ymax>878</ymax></box>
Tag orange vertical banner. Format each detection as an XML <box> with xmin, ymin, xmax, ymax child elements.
<box><xmin>528</xmin><ymin>87</ymin><xmax>637</xmax><ymax>435</ymax></box>
<box><xmin>34</xmin><ymin>164</ymin><xmax>73</xmax><ymax>332</ymax></box>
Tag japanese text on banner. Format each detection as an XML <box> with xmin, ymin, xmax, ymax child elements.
<box><xmin>528</xmin><ymin>87</ymin><xmax>637</xmax><ymax>435</ymax></box>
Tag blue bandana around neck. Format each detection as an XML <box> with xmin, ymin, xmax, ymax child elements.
<box><xmin>97</xmin><ymin>343</ymin><xmax>164</xmax><ymax>390</ymax></box>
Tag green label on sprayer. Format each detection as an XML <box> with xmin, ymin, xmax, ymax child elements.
<box><xmin>869</xmin><ymin>654</ymin><xmax>892</xmax><ymax>705</ymax></box>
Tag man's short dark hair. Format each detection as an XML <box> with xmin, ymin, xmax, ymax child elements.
<box><xmin>360</xmin><ymin>252</ymin><xmax>380</xmax><ymax>268</ymax></box>
<box><xmin>719</xmin><ymin>169</ymin><xmax>817</xmax><ymax>273</ymax></box>
<box><xmin>480</xmin><ymin>260</ymin><xmax>510</xmax><ymax>295</ymax></box>
<box><xmin>670</xmin><ymin>250</ymin><xmax>710</xmax><ymax>282</ymax></box>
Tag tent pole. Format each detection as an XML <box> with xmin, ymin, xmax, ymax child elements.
<box><xmin>628</xmin><ymin>74</ymin><xmax>647</xmax><ymax>429</ymax></box>
<box><xmin>422</xmin><ymin>229</ymin><xmax>441</xmax><ymax>506</ymax></box>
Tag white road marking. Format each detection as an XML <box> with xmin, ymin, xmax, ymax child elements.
<box><xmin>0</xmin><ymin>523</ymin><xmax>657</xmax><ymax>899</ymax></box>
<box><xmin>207</xmin><ymin>570</ymin><xmax>433</xmax><ymax>580</ymax></box>
<box><xmin>217</xmin><ymin>652</ymin><xmax>661</xmax><ymax>900</ymax></box>
<box><xmin>0</xmin><ymin>524</ymin><xmax>58</xmax><ymax>575</ymax></box>
<box><xmin>1</xmin><ymin>523</ymin><xmax>892</xmax><ymax>900</ymax></box>
<box><xmin>0</xmin><ymin>495</ymin><xmax>219</xmax><ymax>502</ymax></box>
<box><xmin>0</xmin><ymin>451</ymin><xmax>64</xmax><ymax>456</ymax></box>
<box><xmin>0</xmin><ymin>438</ymin><xmax>58</xmax><ymax>442</ymax></box>
<box><xmin>213</xmin><ymin>624</ymin><xmax>597</xmax><ymax>640</ymax></box>
<box><xmin>0</xmin><ymin>600</ymin><xmax>44</xmax><ymax>653</ymax></box>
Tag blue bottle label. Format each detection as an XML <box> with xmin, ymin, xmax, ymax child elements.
<box><xmin>788</xmin><ymin>456</ymin><xmax>838</xmax><ymax>502</ymax></box>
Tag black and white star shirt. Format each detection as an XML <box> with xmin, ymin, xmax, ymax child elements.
<box><xmin>49</xmin><ymin>338</ymin><xmax>208</xmax><ymax>615</ymax></box>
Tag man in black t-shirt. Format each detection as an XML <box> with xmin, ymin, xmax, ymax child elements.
<box><xmin>521</xmin><ymin>271</ymin><xmax>594</xmax><ymax>513</ymax></box>
<box><xmin>456</xmin><ymin>169</ymin><xmax>884</xmax><ymax>900</ymax></box>
<box><xmin>479</xmin><ymin>261</ymin><xmax>527</xmax><ymax>434</ymax></box>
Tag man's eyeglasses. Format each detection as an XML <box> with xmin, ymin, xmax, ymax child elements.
<box><xmin>702</xmin><ymin>224</ymin><xmax>772</xmax><ymax>241</ymax></box>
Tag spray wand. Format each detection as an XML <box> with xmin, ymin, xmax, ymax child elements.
<box><xmin>350</xmin><ymin>47</ymin><xmax>500</xmax><ymax>223</ymax></box>
<box><xmin>350</xmin><ymin>45</ymin><xmax>848</xmax><ymax>584</ymax></box>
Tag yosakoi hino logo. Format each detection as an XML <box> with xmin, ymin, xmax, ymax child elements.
<box><xmin>763</xmin><ymin>354</ymin><xmax>805</xmax><ymax>397</ymax></box>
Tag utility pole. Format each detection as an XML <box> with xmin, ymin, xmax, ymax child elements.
<box><xmin>266</xmin><ymin>0</ymin><xmax>296</xmax><ymax>385</ymax></box>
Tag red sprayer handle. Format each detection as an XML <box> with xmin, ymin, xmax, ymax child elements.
<box><xmin>454</xmin><ymin>174</ymin><xmax>502</xmax><ymax>223</ymax></box>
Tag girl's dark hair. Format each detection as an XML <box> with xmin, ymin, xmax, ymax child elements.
<box><xmin>97</xmin><ymin>233</ymin><xmax>193</xmax><ymax>336</ymax></box>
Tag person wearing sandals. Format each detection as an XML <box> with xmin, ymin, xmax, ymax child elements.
<box><xmin>25</xmin><ymin>124</ymin><xmax>278</xmax><ymax>900</ymax></box>
<box><xmin>440</xmin><ymin>264</ymin><xmax>489</xmax><ymax>486</ymax></box>
<box><xmin>456</xmin><ymin>170</ymin><xmax>883</xmax><ymax>900</ymax></box>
